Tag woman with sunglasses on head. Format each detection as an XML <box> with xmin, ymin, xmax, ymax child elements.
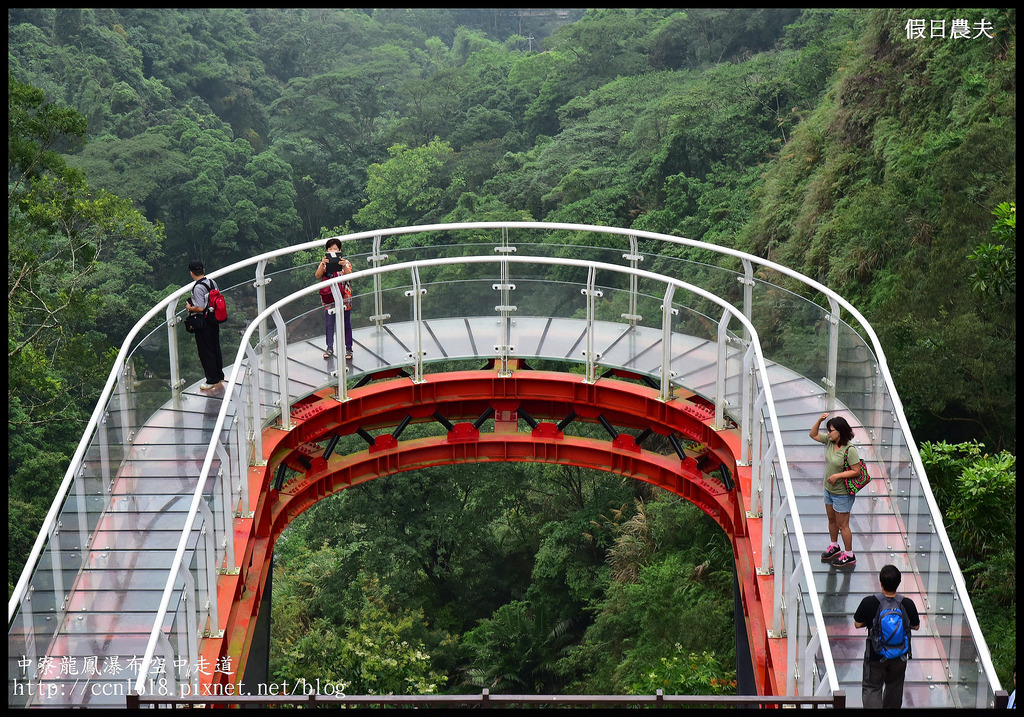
<box><xmin>810</xmin><ymin>412</ymin><xmax>861</xmax><ymax>568</ymax></box>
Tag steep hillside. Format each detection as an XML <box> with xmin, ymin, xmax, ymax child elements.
<box><xmin>739</xmin><ymin>8</ymin><xmax>1016</xmax><ymax>448</ymax></box>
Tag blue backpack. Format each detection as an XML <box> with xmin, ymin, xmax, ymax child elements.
<box><xmin>870</xmin><ymin>593</ymin><xmax>910</xmax><ymax>661</ymax></box>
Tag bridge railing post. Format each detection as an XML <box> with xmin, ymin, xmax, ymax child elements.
<box><xmin>659</xmin><ymin>285</ymin><xmax>678</xmax><ymax>402</ymax></box>
<box><xmin>406</xmin><ymin>266</ymin><xmax>427</xmax><ymax>383</ymax></box>
<box><xmin>768</xmin><ymin>499</ymin><xmax>789</xmax><ymax>636</ymax></box>
<box><xmin>254</xmin><ymin>259</ymin><xmax>270</xmax><ymax>351</ymax></box>
<box><xmin>232</xmin><ymin>397</ymin><xmax>251</xmax><ymax>512</ymax></box>
<box><xmin>621</xmin><ymin>234</ymin><xmax>643</xmax><ymax>326</ymax></box>
<box><xmin>328</xmin><ymin>282</ymin><xmax>350</xmax><ymax>400</ymax></box>
<box><xmin>180</xmin><ymin>559</ymin><xmax>199</xmax><ymax>691</ymax></box>
<box><xmin>786</xmin><ymin>563</ymin><xmax>799</xmax><ymax>693</ymax></box>
<box><xmin>581</xmin><ymin>265</ymin><xmax>602</xmax><ymax>384</ymax></box>
<box><xmin>245</xmin><ymin>345</ymin><xmax>264</xmax><ymax>463</ymax></box>
<box><xmin>166</xmin><ymin>302</ymin><xmax>185</xmax><ymax>399</ymax></box>
<box><xmin>369</xmin><ymin>234</ymin><xmax>391</xmax><ymax>329</ymax></box>
<box><xmin>116</xmin><ymin>358</ymin><xmax>138</xmax><ymax>448</ymax></box>
<box><xmin>739</xmin><ymin>259</ymin><xmax>754</xmax><ymax>344</ymax></box>
<box><xmin>494</xmin><ymin>228</ymin><xmax>517</xmax><ymax>377</ymax></box>
<box><xmin>270</xmin><ymin>309</ymin><xmax>292</xmax><ymax>431</ymax></box>
<box><xmin>197</xmin><ymin>502</ymin><xmax>220</xmax><ymax>637</ymax></box>
<box><xmin>216</xmin><ymin>443</ymin><xmax>236</xmax><ymax>570</ymax></box>
<box><xmin>714</xmin><ymin>310</ymin><xmax>731</xmax><ymax>429</ymax></box>
<box><xmin>757</xmin><ymin>443</ymin><xmax>778</xmax><ymax>571</ymax></box>
<box><xmin>739</xmin><ymin>344</ymin><xmax>755</xmax><ymax>466</ymax></box>
<box><xmin>748</xmin><ymin>389</ymin><xmax>768</xmax><ymax>518</ymax></box>
<box><xmin>824</xmin><ymin>298</ymin><xmax>840</xmax><ymax>411</ymax></box>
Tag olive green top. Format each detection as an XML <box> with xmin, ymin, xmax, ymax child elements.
<box><xmin>814</xmin><ymin>434</ymin><xmax>861</xmax><ymax>496</ymax></box>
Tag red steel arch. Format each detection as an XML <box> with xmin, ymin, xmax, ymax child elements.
<box><xmin>203</xmin><ymin>368</ymin><xmax>781</xmax><ymax>696</ymax></box>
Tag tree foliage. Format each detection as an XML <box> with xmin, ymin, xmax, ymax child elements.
<box><xmin>8</xmin><ymin>6</ymin><xmax>1015</xmax><ymax>693</ymax></box>
<box><xmin>969</xmin><ymin>201</ymin><xmax>1016</xmax><ymax>300</ymax></box>
<box><xmin>919</xmin><ymin>440</ymin><xmax>1015</xmax><ymax>687</ymax></box>
<box><xmin>8</xmin><ymin>71</ymin><xmax>165</xmax><ymax>585</ymax></box>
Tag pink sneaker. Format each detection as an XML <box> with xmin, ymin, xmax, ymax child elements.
<box><xmin>832</xmin><ymin>552</ymin><xmax>856</xmax><ymax>568</ymax></box>
<box><xmin>820</xmin><ymin>545</ymin><xmax>841</xmax><ymax>562</ymax></box>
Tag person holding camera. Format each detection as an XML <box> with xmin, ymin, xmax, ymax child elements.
<box><xmin>314</xmin><ymin>238</ymin><xmax>353</xmax><ymax>360</ymax></box>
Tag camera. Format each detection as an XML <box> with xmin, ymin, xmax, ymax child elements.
<box><xmin>325</xmin><ymin>252</ymin><xmax>344</xmax><ymax>274</ymax></box>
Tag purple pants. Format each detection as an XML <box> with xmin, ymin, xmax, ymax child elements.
<box><xmin>325</xmin><ymin>305</ymin><xmax>352</xmax><ymax>352</ymax></box>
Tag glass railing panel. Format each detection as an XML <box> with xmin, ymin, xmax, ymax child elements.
<box><xmin>831</xmin><ymin>320</ymin><xmax>877</xmax><ymax>419</ymax></box>
<box><xmin>12</xmin><ymin>225</ymin><xmax>997</xmax><ymax>706</ymax></box>
<box><xmin>748</xmin><ymin>280</ymin><xmax>830</xmax><ymax>388</ymax></box>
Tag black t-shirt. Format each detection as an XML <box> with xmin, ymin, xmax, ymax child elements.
<box><xmin>854</xmin><ymin>593</ymin><xmax>920</xmax><ymax>660</ymax></box>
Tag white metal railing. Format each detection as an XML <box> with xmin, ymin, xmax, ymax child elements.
<box><xmin>130</xmin><ymin>254</ymin><xmax>839</xmax><ymax>699</ymax></box>
<box><xmin>8</xmin><ymin>223</ymin><xmax>999</xmax><ymax>708</ymax></box>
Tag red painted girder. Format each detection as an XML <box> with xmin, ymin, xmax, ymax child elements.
<box><xmin>272</xmin><ymin>432</ymin><xmax>739</xmax><ymax>542</ymax></box>
<box><xmin>204</xmin><ymin>370</ymin><xmax>786</xmax><ymax>697</ymax></box>
<box><xmin>277</xmin><ymin>371</ymin><xmax>736</xmax><ymax>479</ymax></box>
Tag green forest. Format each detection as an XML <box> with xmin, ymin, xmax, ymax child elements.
<box><xmin>8</xmin><ymin>8</ymin><xmax>1015</xmax><ymax>696</ymax></box>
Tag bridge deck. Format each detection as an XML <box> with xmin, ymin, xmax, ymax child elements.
<box><xmin>11</xmin><ymin>316</ymin><xmax>958</xmax><ymax>707</ymax></box>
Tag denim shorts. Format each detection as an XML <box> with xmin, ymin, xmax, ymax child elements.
<box><xmin>824</xmin><ymin>489</ymin><xmax>856</xmax><ymax>514</ymax></box>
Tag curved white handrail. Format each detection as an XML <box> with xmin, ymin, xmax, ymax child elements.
<box><xmin>9</xmin><ymin>221</ymin><xmax>998</xmax><ymax>700</ymax></box>
<box><xmin>131</xmin><ymin>253</ymin><xmax>839</xmax><ymax>696</ymax></box>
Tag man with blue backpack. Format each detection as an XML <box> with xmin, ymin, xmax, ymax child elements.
<box><xmin>854</xmin><ymin>564</ymin><xmax>921</xmax><ymax>708</ymax></box>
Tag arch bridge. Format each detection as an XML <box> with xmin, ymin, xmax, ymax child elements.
<box><xmin>7</xmin><ymin>223</ymin><xmax>1003</xmax><ymax>708</ymax></box>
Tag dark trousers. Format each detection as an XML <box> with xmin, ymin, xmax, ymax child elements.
<box><xmin>195</xmin><ymin>319</ymin><xmax>224</xmax><ymax>384</ymax></box>
<box><xmin>862</xmin><ymin>655</ymin><xmax>908</xmax><ymax>709</ymax></box>
<box><xmin>324</xmin><ymin>305</ymin><xmax>352</xmax><ymax>352</ymax></box>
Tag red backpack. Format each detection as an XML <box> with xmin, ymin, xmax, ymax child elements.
<box><xmin>198</xmin><ymin>279</ymin><xmax>228</xmax><ymax>323</ymax></box>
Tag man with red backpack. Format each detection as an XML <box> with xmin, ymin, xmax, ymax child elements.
<box><xmin>314</xmin><ymin>238</ymin><xmax>353</xmax><ymax>360</ymax></box>
<box><xmin>185</xmin><ymin>260</ymin><xmax>225</xmax><ymax>390</ymax></box>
